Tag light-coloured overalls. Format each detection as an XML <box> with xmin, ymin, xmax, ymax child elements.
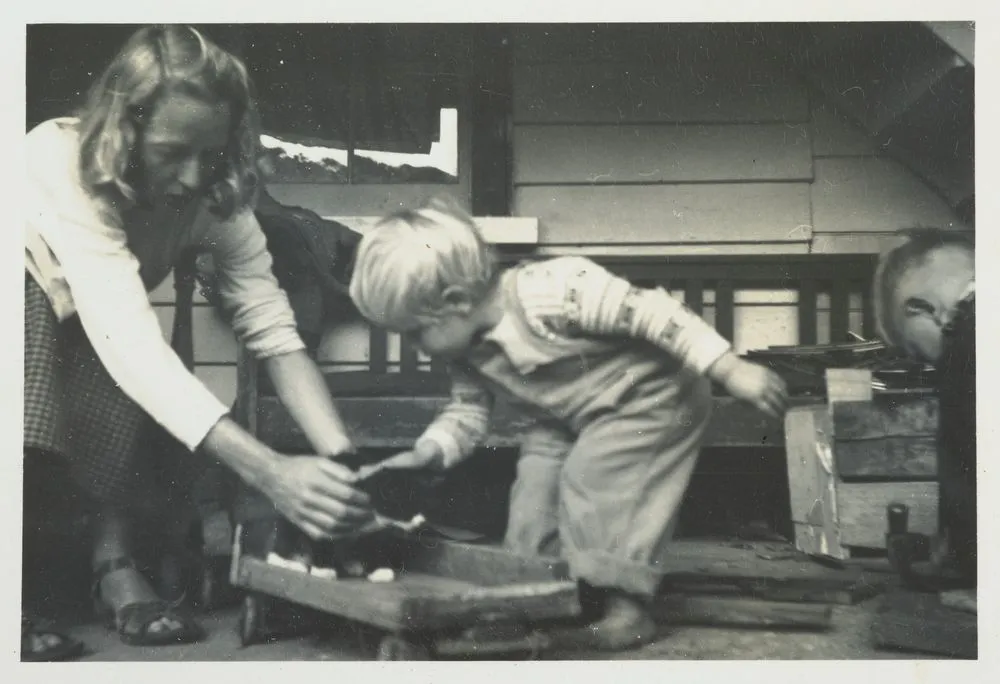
<box><xmin>455</xmin><ymin>268</ymin><xmax>714</xmax><ymax>596</ymax></box>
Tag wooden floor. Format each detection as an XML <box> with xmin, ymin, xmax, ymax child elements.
<box><xmin>37</xmin><ymin>599</ymin><xmax>933</xmax><ymax>662</ymax></box>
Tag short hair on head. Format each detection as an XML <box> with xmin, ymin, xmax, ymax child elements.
<box><xmin>348</xmin><ymin>195</ymin><xmax>497</xmax><ymax>330</ymax></box>
<box><xmin>76</xmin><ymin>24</ymin><xmax>260</xmax><ymax>219</ymax></box>
<box><xmin>873</xmin><ymin>226</ymin><xmax>974</xmax><ymax>347</ymax></box>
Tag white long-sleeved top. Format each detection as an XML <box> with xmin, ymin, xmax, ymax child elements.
<box><xmin>25</xmin><ymin>118</ymin><xmax>305</xmax><ymax>451</ymax></box>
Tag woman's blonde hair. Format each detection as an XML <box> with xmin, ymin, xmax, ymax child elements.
<box><xmin>872</xmin><ymin>227</ymin><xmax>974</xmax><ymax>348</ymax></box>
<box><xmin>349</xmin><ymin>196</ymin><xmax>497</xmax><ymax>330</ymax></box>
<box><xmin>76</xmin><ymin>25</ymin><xmax>260</xmax><ymax>219</ymax></box>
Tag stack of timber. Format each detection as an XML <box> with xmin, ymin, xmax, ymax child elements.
<box><xmin>648</xmin><ymin>539</ymin><xmax>887</xmax><ymax>631</ymax></box>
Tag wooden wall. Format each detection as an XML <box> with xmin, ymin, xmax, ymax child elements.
<box><xmin>147</xmin><ymin>24</ymin><xmax>971</xmax><ymax>404</ymax></box>
<box><xmin>507</xmin><ymin>24</ymin><xmax>970</xmax><ymax>355</ymax></box>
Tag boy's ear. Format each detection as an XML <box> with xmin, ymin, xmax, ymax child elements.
<box><xmin>440</xmin><ymin>286</ymin><xmax>474</xmax><ymax>315</ymax></box>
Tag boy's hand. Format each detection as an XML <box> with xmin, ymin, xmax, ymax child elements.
<box><xmin>710</xmin><ymin>353</ymin><xmax>789</xmax><ymax>418</ymax></box>
<box><xmin>357</xmin><ymin>441</ymin><xmax>446</xmax><ymax>480</ymax></box>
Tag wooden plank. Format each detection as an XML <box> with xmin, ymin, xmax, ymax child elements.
<box><xmin>514</xmin><ymin>184</ymin><xmax>813</xmax><ymax>245</ymax></box>
<box><xmin>826</xmin><ymin>369</ymin><xmax>874</xmax><ymax>403</ymax></box>
<box><xmin>834</xmin><ymin>438</ymin><xmax>938</xmax><ymax>480</ymax></box>
<box><xmin>829</xmin><ymin>281</ymin><xmax>851</xmax><ymax>344</ymax></box>
<box><xmin>837</xmin><ymin>482</ymin><xmax>939</xmax><ymax>549</ymax></box>
<box><xmin>513</xmin><ymin>124</ymin><xmax>813</xmax><ymax>185</ymax></box>
<box><xmin>872</xmin><ymin>589</ymin><xmax>977</xmax><ymax>658</ymax></box>
<box><xmin>535</xmin><ymin>242</ymin><xmax>811</xmax><ymax>257</ymax></box>
<box><xmin>234</xmin><ymin>345</ymin><xmax>258</xmax><ymax>433</ymax></box>
<box><xmin>255</xmin><ymin>395</ymin><xmax>787</xmax><ymax>451</ymax></box>
<box><xmin>714</xmin><ymin>281</ymin><xmax>735</xmax><ymax>343</ymax></box>
<box><xmin>810</xmin><ymin>158</ymin><xmax>965</xmax><ymax>235</ymax></box>
<box><xmin>653</xmin><ymin>596</ymin><xmax>832</xmax><ymax>630</ymax></box>
<box><xmin>400</xmin><ymin>340</ymin><xmax>421</xmax><ymax>376</ymax></box>
<box><xmin>193</xmin><ymin>307</ymin><xmax>238</xmax><ymax>364</ymax></box>
<box><xmin>655</xmin><ymin>541</ymin><xmax>879</xmax><ymax>604</ymax></box>
<box><xmin>684</xmin><ymin>280</ymin><xmax>704</xmax><ymax>316</ymax></box>
<box><xmin>798</xmin><ymin>280</ymin><xmax>818</xmax><ymax>346</ymax></box>
<box><xmin>235</xmin><ymin>557</ymin><xmax>580</xmax><ymax>633</ymax></box>
<box><xmin>811</xmin><ymin>232</ymin><xmax>910</xmax><ymax>255</ymax></box>
<box><xmin>368</xmin><ymin>328</ymin><xmax>389</xmax><ymax>375</ymax></box>
<box><xmin>329</xmin><ymin>215</ymin><xmax>539</xmax><ymax>246</ymax></box>
<box><xmin>513</xmin><ymin>58</ymin><xmax>809</xmax><ymax>125</ymax></box>
<box><xmin>511</xmin><ymin>24</ymin><xmax>766</xmax><ymax>65</ymax></box>
<box><xmin>832</xmin><ymin>396</ymin><xmax>939</xmax><ymax>441</ymax></box>
<box><xmin>784</xmin><ymin>405</ymin><xmax>845</xmax><ymax>559</ymax></box>
<box><xmin>388</xmin><ymin>536</ymin><xmax>570</xmax><ymax>586</ymax></box>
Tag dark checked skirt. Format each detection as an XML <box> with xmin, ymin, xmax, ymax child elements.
<box><xmin>23</xmin><ymin>273</ymin><xmax>200</xmax><ymax>512</ymax></box>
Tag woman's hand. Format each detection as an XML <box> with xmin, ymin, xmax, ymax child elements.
<box><xmin>201</xmin><ymin>417</ymin><xmax>375</xmax><ymax>541</ymax></box>
<box><xmin>265</xmin><ymin>455</ymin><xmax>375</xmax><ymax>541</ymax></box>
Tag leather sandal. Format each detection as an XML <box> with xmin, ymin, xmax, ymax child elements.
<box><xmin>21</xmin><ymin>616</ymin><xmax>85</xmax><ymax>662</ymax></box>
<box><xmin>93</xmin><ymin>557</ymin><xmax>205</xmax><ymax>646</ymax></box>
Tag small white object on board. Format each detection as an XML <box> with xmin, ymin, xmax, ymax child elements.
<box><xmin>310</xmin><ymin>566</ymin><xmax>339</xmax><ymax>580</ymax></box>
<box><xmin>368</xmin><ymin>568</ymin><xmax>396</xmax><ymax>583</ymax></box>
<box><xmin>266</xmin><ymin>552</ymin><xmax>309</xmax><ymax>573</ymax></box>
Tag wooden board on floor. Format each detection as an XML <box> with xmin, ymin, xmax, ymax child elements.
<box><xmin>872</xmin><ymin>589</ymin><xmax>977</xmax><ymax>659</ymax></box>
<box><xmin>653</xmin><ymin>595</ymin><xmax>833</xmax><ymax>630</ymax></box>
<box><xmin>657</xmin><ymin>541</ymin><xmax>883</xmax><ymax>605</ymax></box>
<box><xmin>234</xmin><ymin>557</ymin><xmax>581</xmax><ymax>633</ymax></box>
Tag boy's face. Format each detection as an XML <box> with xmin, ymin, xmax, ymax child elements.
<box><xmin>890</xmin><ymin>245</ymin><xmax>974</xmax><ymax>364</ymax></box>
<box><xmin>408</xmin><ymin>312</ymin><xmax>482</xmax><ymax>359</ymax></box>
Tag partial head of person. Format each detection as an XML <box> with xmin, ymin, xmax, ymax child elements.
<box><xmin>348</xmin><ymin>196</ymin><xmax>498</xmax><ymax>359</ymax></box>
<box><xmin>77</xmin><ymin>24</ymin><xmax>259</xmax><ymax>218</ymax></box>
<box><xmin>873</xmin><ymin>227</ymin><xmax>974</xmax><ymax>364</ymax></box>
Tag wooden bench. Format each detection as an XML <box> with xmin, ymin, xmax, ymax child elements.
<box><xmin>231</xmin><ymin>254</ymin><xmax>880</xmax><ymax>453</ymax></box>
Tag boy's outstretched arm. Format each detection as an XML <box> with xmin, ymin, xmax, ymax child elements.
<box><xmin>374</xmin><ymin>365</ymin><xmax>496</xmax><ymax>472</ymax></box>
<box><xmin>518</xmin><ymin>256</ymin><xmax>788</xmax><ymax>416</ymax></box>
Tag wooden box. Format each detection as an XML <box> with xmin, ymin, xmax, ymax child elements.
<box><xmin>785</xmin><ymin>369</ymin><xmax>939</xmax><ymax>559</ymax></box>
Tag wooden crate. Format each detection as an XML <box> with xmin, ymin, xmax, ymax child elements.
<box><xmin>785</xmin><ymin>369</ymin><xmax>939</xmax><ymax>559</ymax></box>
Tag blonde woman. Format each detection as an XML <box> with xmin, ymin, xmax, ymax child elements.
<box><xmin>24</xmin><ymin>25</ymin><xmax>372</xmax><ymax>657</ymax></box>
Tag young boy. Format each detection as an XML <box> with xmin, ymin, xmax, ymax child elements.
<box><xmin>349</xmin><ymin>197</ymin><xmax>788</xmax><ymax>650</ymax></box>
<box><xmin>874</xmin><ymin>229</ymin><xmax>976</xmax><ymax>590</ymax></box>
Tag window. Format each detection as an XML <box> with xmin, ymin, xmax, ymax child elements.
<box><xmin>241</xmin><ymin>24</ymin><xmax>474</xmax><ymax>216</ymax></box>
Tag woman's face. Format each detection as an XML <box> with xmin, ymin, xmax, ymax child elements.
<box><xmin>135</xmin><ymin>90</ymin><xmax>231</xmax><ymax>207</ymax></box>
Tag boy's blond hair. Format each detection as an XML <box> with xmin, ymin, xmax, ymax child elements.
<box><xmin>872</xmin><ymin>227</ymin><xmax>974</xmax><ymax>348</ymax></box>
<box><xmin>349</xmin><ymin>196</ymin><xmax>497</xmax><ymax>330</ymax></box>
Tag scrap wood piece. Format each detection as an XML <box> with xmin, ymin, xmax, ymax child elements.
<box><xmin>871</xmin><ymin>589</ymin><xmax>978</xmax><ymax>659</ymax></box>
<box><xmin>653</xmin><ymin>595</ymin><xmax>833</xmax><ymax>630</ymax></box>
<box><xmin>939</xmin><ymin>589</ymin><xmax>977</xmax><ymax>614</ymax></box>
<box><xmin>658</xmin><ymin>541</ymin><xmax>885</xmax><ymax>605</ymax></box>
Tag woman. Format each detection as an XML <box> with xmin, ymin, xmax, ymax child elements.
<box><xmin>23</xmin><ymin>25</ymin><xmax>372</xmax><ymax>658</ymax></box>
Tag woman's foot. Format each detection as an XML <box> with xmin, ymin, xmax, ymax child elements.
<box><xmin>94</xmin><ymin>558</ymin><xmax>204</xmax><ymax>646</ymax></box>
<box><xmin>21</xmin><ymin>616</ymin><xmax>85</xmax><ymax>662</ymax></box>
